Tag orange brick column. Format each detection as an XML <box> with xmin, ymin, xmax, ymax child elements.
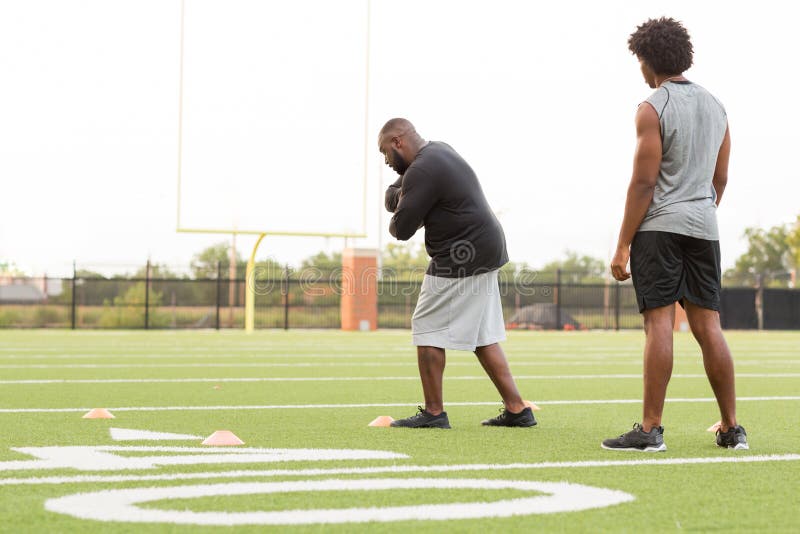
<box><xmin>340</xmin><ymin>248</ymin><xmax>378</xmax><ymax>331</ymax></box>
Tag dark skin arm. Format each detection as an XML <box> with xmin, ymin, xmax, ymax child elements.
<box><xmin>385</xmin><ymin>176</ymin><xmax>403</xmax><ymax>213</ymax></box>
<box><xmin>610</xmin><ymin>102</ymin><xmax>662</xmax><ymax>281</ymax></box>
<box><xmin>712</xmin><ymin>125</ymin><xmax>731</xmax><ymax>206</ymax></box>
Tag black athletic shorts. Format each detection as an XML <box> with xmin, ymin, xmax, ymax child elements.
<box><xmin>630</xmin><ymin>231</ymin><xmax>721</xmax><ymax>313</ymax></box>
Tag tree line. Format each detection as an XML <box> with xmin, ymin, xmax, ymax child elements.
<box><xmin>5</xmin><ymin>215</ymin><xmax>798</xmax><ymax>289</ymax></box>
<box><xmin>722</xmin><ymin>216</ymin><xmax>799</xmax><ymax>287</ymax></box>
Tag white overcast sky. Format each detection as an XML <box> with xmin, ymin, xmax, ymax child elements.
<box><xmin>2</xmin><ymin>0</ymin><xmax>798</xmax><ymax>276</ymax></box>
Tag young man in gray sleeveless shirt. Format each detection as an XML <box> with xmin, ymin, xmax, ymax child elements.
<box><xmin>604</xmin><ymin>18</ymin><xmax>748</xmax><ymax>451</ymax></box>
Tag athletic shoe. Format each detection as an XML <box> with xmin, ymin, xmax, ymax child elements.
<box><xmin>481</xmin><ymin>407</ymin><xmax>537</xmax><ymax>427</ymax></box>
<box><xmin>601</xmin><ymin>423</ymin><xmax>667</xmax><ymax>452</ymax></box>
<box><xmin>390</xmin><ymin>406</ymin><xmax>451</xmax><ymax>429</ymax></box>
<box><xmin>716</xmin><ymin>425</ymin><xmax>749</xmax><ymax>450</ymax></box>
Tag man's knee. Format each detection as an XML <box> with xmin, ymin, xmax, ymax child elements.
<box><xmin>688</xmin><ymin>316</ymin><xmax>721</xmax><ymax>344</ymax></box>
<box><xmin>685</xmin><ymin>303</ymin><xmax>722</xmax><ymax>342</ymax></box>
<box><xmin>474</xmin><ymin>342</ymin><xmax>499</xmax><ymax>355</ymax></box>
<box><xmin>643</xmin><ymin>305</ymin><xmax>675</xmax><ymax>335</ymax></box>
<box><xmin>417</xmin><ymin>345</ymin><xmax>445</xmax><ymax>356</ymax></box>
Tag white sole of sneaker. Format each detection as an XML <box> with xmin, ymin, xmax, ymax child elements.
<box><xmin>601</xmin><ymin>444</ymin><xmax>667</xmax><ymax>452</ymax></box>
<box><xmin>716</xmin><ymin>442</ymin><xmax>749</xmax><ymax>450</ymax></box>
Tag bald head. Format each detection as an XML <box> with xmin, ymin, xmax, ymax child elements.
<box><xmin>379</xmin><ymin>118</ymin><xmax>417</xmax><ymax>141</ymax></box>
<box><xmin>377</xmin><ymin>118</ymin><xmax>427</xmax><ymax>175</ymax></box>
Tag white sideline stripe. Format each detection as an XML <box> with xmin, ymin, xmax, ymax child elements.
<box><xmin>0</xmin><ymin>352</ymin><xmax>415</xmax><ymax>360</ymax></box>
<box><xmin>1</xmin><ymin>352</ymin><xmax>798</xmax><ymax>361</ymax></box>
<box><xmin>1</xmin><ymin>396</ymin><xmax>799</xmax><ymax>413</ymax></box>
<box><xmin>1</xmin><ymin>373</ymin><xmax>799</xmax><ymax>385</ymax></box>
<box><xmin>0</xmin><ymin>360</ymin><xmax>798</xmax><ymax>369</ymax></box>
<box><xmin>0</xmin><ymin>351</ymin><xmax>622</xmax><ymax>357</ymax></box>
<box><xmin>3</xmin><ymin>454</ymin><xmax>798</xmax><ymax>486</ymax></box>
<box><xmin>0</xmin><ymin>363</ymin><xmax>410</xmax><ymax>369</ymax></box>
<box><xmin>0</xmin><ymin>361</ymin><xmax>650</xmax><ymax>368</ymax></box>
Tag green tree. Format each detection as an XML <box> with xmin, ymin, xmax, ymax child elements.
<box><xmin>98</xmin><ymin>282</ymin><xmax>167</xmax><ymax>328</ymax></box>
<box><xmin>786</xmin><ymin>216</ymin><xmax>800</xmax><ymax>273</ymax></box>
<box><xmin>252</xmin><ymin>257</ymin><xmax>288</xmax><ymax>280</ymax></box>
<box><xmin>379</xmin><ymin>243</ymin><xmax>428</xmax><ymax>280</ymax></box>
<box><xmin>538</xmin><ymin>251</ymin><xmax>606</xmax><ymax>283</ymax></box>
<box><xmin>59</xmin><ymin>269</ymin><xmax>108</xmax><ymax>307</ymax></box>
<box><xmin>300</xmin><ymin>251</ymin><xmax>342</xmax><ymax>273</ymax></box>
<box><xmin>113</xmin><ymin>282</ymin><xmax>162</xmax><ymax>306</ymax></box>
<box><xmin>382</xmin><ymin>243</ymin><xmax>429</xmax><ymax>271</ymax></box>
<box><xmin>75</xmin><ymin>269</ymin><xmax>106</xmax><ymax>279</ymax></box>
<box><xmin>191</xmin><ymin>242</ymin><xmax>244</xmax><ymax>279</ymax></box>
<box><xmin>724</xmin><ymin>224</ymin><xmax>793</xmax><ymax>287</ymax></box>
<box><xmin>499</xmin><ymin>260</ymin><xmax>533</xmax><ymax>275</ymax></box>
<box><xmin>0</xmin><ymin>261</ymin><xmax>25</xmax><ymax>276</ymax></box>
<box><xmin>131</xmin><ymin>263</ymin><xmax>182</xmax><ymax>280</ymax></box>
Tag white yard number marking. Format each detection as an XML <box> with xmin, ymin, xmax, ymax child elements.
<box><xmin>0</xmin><ymin>428</ymin><xmax>636</xmax><ymax>525</ymax></box>
<box><xmin>0</xmin><ymin>446</ymin><xmax>407</xmax><ymax>471</ymax></box>
<box><xmin>45</xmin><ymin>478</ymin><xmax>635</xmax><ymax>525</ymax></box>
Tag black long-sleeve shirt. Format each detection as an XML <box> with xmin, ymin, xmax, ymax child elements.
<box><xmin>385</xmin><ymin>141</ymin><xmax>508</xmax><ymax>278</ymax></box>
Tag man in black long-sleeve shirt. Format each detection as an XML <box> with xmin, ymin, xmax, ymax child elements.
<box><xmin>379</xmin><ymin>118</ymin><xmax>535</xmax><ymax>429</ymax></box>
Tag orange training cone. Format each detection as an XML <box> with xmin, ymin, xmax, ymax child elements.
<box><xmin>524</xmin><ymin>400</ymin><xmax>541</xmax><ymax>411</ymax></box>
<box><xmin>707</xmin><ymin>421</ymin><xmax>722</xmax><ymax>433</ymax></box>
<box><xmin>202</xmin><ymin>430</ymin><xmax>244</xmax><ymax>446</ymax></box>
<box><xmin>83</xmin><ymin>408</ymin><xmax>115</xmax><ymax>419</ymax></box>
<box><xmin>368</xmin><ymin>416</ymin><xmax>395</xmax><ymax>427</ymax></box>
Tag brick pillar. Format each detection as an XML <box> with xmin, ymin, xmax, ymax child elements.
<box><xmin>340</xmin><ymin>248</ymin><xmax>378</xmax><ymax>331</ymax></box>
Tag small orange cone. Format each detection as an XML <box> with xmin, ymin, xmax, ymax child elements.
<box><xmin>212</xmin><ymin>385</ymin><xmax>221</xmax><ymax>390</ymax></box>
<box><xmin>202</xmin><ymin>430</ymin><xmax>244</xmax><ymax>446</ymax></box>
<box><xmin>82</xmin><ymin>408</ymin><xmax>115</xmax><ymax>419</ymax></box>
<box><xmin>368</xmin><ymin>416</ymin><xmax>395</xmax><ymax>427</ymax></box>
<box><xmin>524</xmin><ymin>400</ymin><xmax>541</xmax><ymax>411</ymax></box>
<box><xmin>707</xmin><ymin>421</ymin><xmax>722</xmax><ymax>432</ymax></box>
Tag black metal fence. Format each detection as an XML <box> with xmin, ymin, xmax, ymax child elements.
<box><xmin>1</xmin><ymin>269</ymin><xmax>798</xmax><ymax>330</ymax></box>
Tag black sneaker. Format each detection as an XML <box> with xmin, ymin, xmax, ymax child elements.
<box><xmin>481</xmin><ymin>407</ymin><xmax>537</xmax><ymax>427</ymax></box>
<box><xmin>390</xmin><ymin>406</ymin><xmax>451</xmax><ymax>429</ymax></box>
<box><xmin>716</xmin><ymin>425</ymin><xmax>749</xmax><ymax>450</ymax></box>
<box><xmin>602</xmin><ymin>423</ymin><xmax>667</xmax><ymax>452</ymax></box>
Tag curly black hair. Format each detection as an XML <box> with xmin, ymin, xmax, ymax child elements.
<box><xmin>628</xmin><ymin>17</ymin><xmax>693</xmax><ymax>75</ymax></box>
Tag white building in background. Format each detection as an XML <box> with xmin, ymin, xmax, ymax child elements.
<box><xmin>0</xmin><ymin>275</ymin><xmax>62</xmax><ymax>303</ymax></box>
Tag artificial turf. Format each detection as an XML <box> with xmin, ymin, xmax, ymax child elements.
<box><xmin>0</xmin><ymin>329</ymin><xmax>797</xmax><ymax>533</ymax></box>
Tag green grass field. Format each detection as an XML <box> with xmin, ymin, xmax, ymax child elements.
<box><xmin>0</xmin><ymin>329</ymin><xmax>798</xmax><ymax>533</ymax></box>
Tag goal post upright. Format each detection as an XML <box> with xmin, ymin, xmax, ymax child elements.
<box><xmin>175</xmin><ymin>0</ymin><xmax>372</xmax><ymax>331</ymax></box>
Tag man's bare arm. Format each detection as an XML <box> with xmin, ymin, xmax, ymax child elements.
<box><xmin>712</xmin><ymin>125</ymin><xmax>731</xmax><ymax>206</ymax></box>
<box><xmin>610</xmin><ymin>103</ymin><xmax>662</xmax><ymax>282</ymax></box>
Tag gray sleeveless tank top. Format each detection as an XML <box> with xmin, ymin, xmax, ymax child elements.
<box><xmin>638</xmin><ymin>81</ymin><xmax>727</xmax><ymax>240</ymax></box>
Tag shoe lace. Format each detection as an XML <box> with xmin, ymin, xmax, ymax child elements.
<box><xmin>617</xmin><ymin>423</ymin><xmax>643</xmax><ymax>438</ymax></box>
<box><xmin>410</xmin><ymin>406</ymin><xmax>427</xmax><ymax>420</ymax></box>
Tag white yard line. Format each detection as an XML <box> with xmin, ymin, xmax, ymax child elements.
<box><xmin>0</xmin><ymin>363</ymin><xmax>418</xmax><ymax>369</ymax></box>
<box><xmin>0</xmin><ymin>352</ymin><xmax>416</xmax><ymax>360</ymax></box>
<box><xmin>0</xmin><ymin>360</ymin><xmax>797</xmax><ymax>369</ymax></box>
<box><xmin>2</xmin><ymin>454</ymin><xmax>797</xmax><ymax>486</ymax></box>
<box><xmin>0</xmin><ymin>396</ymin><xmax>798</xmax><ymax>414</ymax></box>
<box><xmin>0</xmin><ymin>373</ymin><xmax>798</xmax><ymax>385</ymax></box>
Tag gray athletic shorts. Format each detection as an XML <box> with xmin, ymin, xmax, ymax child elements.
<box><xmin>412</xmin><ymin>269</ymin><xmax>506</xmax><ymax>351</ymax></box>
